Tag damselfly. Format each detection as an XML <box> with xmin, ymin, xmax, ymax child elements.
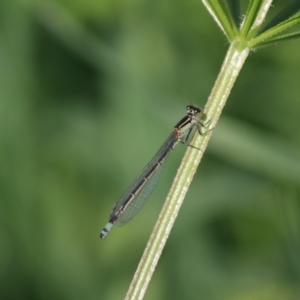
<box><xmin>100</xmin><ymin>105</ymin><xmax>206</xmax><ymax>239</ymax></box>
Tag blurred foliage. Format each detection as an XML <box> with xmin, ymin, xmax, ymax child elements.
<box><xmin>0</xmin><ymin>0</ymin><xmax>300</xmax><ymax>300</ymax></box>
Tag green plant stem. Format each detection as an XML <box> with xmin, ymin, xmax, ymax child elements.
<box><xmin>124</xmin><ymin>3</ymin><xmax>279</xmax><ymax>298</ymax></box>
<box><xmin>124</xmin><ymin>41</ymin><xmax>250</xmax><ymax>300</ymax></box>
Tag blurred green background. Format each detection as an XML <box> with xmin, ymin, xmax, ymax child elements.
<box><xmin>1</xmin><ymin>0</ymin><xmax>300</xmax><ymax>299</ymax></box>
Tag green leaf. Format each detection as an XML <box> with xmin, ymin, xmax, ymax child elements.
<box><xmin>249</xmin><ymin>10</ymin><xmax>300</xmax><ymax>48</ymax></box>
<box><xmin>259</xmin><ymin>0</ymin><xmax>300</xmax><ymax>33</ymax></box>
<box><xmin>254</xmin><ymin>30</ymin><xmax>300</xmax><ymax>48</ymax></box>
<box><xmin>202</xmin><ymin>0</ymin><xmax>238</xmax><ymax>40</ymax></box>
<box><xmin>240</xmin><ymin>0</ymin><xmax>264</xmax><ymax>38</ymax></box>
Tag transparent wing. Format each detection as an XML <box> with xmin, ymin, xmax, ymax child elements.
<box><xmin>109</xmin><ymin>132</ymin><xmax>179</xmax><ymax>226</ymax></box>
<box><xmin>116</xmin><ymin>157</ymin><xmax>168</xmax><ymax>226</ymax></box>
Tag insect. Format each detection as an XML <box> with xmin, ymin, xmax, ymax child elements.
<box><xmin>100</xmin><ymin>105</ymin><xmax>206</xmax><ymax>239</ymax></box>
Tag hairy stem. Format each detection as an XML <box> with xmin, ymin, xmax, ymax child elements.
<box><xmin>124</xmin><ymin>41</ymin><xmax>250</xmax><ymax>300</ymax></box>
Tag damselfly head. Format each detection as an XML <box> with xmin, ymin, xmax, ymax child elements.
<box><xmin>186</xmin><ymin>105</ymin><xmax>201</xmax><ymax>116</ymax></box>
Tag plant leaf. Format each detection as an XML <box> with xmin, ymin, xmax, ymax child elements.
<box><xmin>253</xmin><ymin>30</ymin><xmax>300</xmax><ymax>48</ymax></box>
<box><xmin>202</xmin><ymin>0</ymin><xmax>238</xmax><ymax>40</ymax></box>
<box><xmin>240</xmin><ymin>0</ymin><xmax>264</xmax><ymax>37</ymax></box>
<box><xmin>249</xmin><ymin>10</ymin><xmax>300</xmax><ymax>48</ymax></box>
<box><xmin>259</xmin><ymin>0</ymin><xmax>300</xmax><ymax>33</ymax></box>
